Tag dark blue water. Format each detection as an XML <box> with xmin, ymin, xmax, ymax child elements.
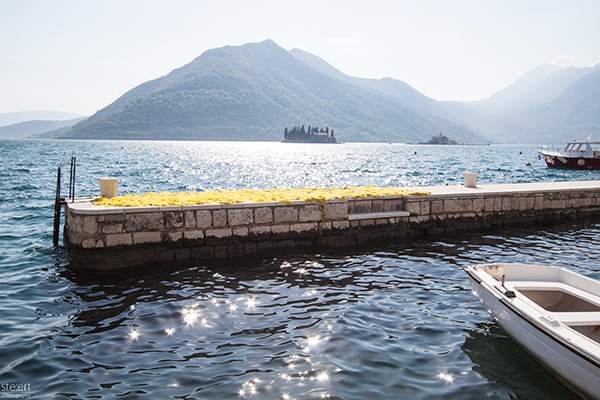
<box><xmin>2</xmin><ymin>139</ymin><xmax>599</xmax><ymax>399</ymax></box>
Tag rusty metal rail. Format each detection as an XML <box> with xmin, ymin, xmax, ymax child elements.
<box><xmin>53</xmin><ymin>156</ymin><xmax>76</xmax><ymax>246</ymax></box>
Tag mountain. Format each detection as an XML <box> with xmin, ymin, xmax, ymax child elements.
<box><xmin>289</xmin><ymin>48</ymin><xmax>463</xmax><ymax>123</ymax></box>
<box><xmin>0</xmin><ymin>117</ymin><xmax>86</xmax><ymax>139</ymax></box>
<box><xmin>465</xmin><ymin>64</ymin><xmax>599</xmax><ymax>116</ymax></box>
<box><xmin>485</xmin><ymin>67</ymin><xmax>600</xmax><ymax>143</ymax></box>
<box><xmin>457</xmin><ymin>63</ymin><xmax>600</xmax><ymax>143</ymax></box>
<box><xmin>466</xmin><ymin>64</ymin><xmax>564</xmax><ymax>115</ymax></box>
<box><xmin>61</xmin><ymin>40</ymin><xmax>485</xmax><ymax>143</ymax></box>
<box><xmin>54</xmin><ymin>40</ymin><xmax>598</xmax><ymax>144</ymax></box>
<box><xmin>289</xmin><ymin>48</ymin><xmax>488</xmax><ymax>134</ymax></box>
<box><xmin>0</xmin><ymin>111</ymin><xmax>84</xmax><ymax>128</ymax></box>
<box><xmin>284</xmin><ymin>49</ymin><xmax>600</xmax><ymax>143</ymax></box>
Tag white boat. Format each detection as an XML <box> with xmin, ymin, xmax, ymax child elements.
<box><xmin>465</xmin><ymin>263</ymin><xmax>600</xmax><ymax>400</ymax></box>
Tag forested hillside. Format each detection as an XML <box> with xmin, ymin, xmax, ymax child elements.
<box><xmin>60</xmin><ymin>40</ymin><xmax>484</xmax><ymax>143</ymax></box>
<box><xmin>57</xmin><ymin>40</ymin><xmax>599</xmax><ymax>144</ymax></box>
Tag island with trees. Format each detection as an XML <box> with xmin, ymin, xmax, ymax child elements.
<box><xmin>419</xmin><ymin>133</ymin><xmax>458</xmax><ymax>145</ymax></box>
<box><xmin>282</xmin><ymin>125</ymin><xmax>339</xmax><ymax>143</ymax></box>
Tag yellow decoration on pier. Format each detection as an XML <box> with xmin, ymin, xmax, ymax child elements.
<box><xmin>92</xmin><ymin>186</ymin><xmax>429</xmax><ymax>207</ymax></box>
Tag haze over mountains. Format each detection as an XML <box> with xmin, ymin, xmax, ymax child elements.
<box><xmin>5</xmin><ymin>40</ymin><xmax>599</xmax><ymax>143</ymax></box>
<box><xmin>459</xmin><ymin>63</ymin><xmax>600</xmax><ymax>143</ymax></box>
<box><xmin>0</xmin><ymin>111</ymin><xmax>84</xmax><ymax>127</ymax></box>
<box><xmin>293</xmin><ymin>45</ymin><xmax>599</xmax><ymax>144</ymax></box>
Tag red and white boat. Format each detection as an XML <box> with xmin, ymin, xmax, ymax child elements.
<box><xmin>538</xmin><ymin>128</ymin><xmax>600</xmax><ymax>170</ymax></box>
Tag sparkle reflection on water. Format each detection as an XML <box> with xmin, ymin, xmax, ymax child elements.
<box><xmin>1</xmin><ymin>139</ymin><xmax>599</xmax><ymax>399</ymax></box>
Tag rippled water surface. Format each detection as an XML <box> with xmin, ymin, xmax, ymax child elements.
<box><xmin>2</xmin><ymin>139</ymin><xmax>600</xmax><ymax>399</ymax></box>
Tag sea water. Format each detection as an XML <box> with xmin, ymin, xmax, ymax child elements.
<box><xmin>1</xmin><ymin>139</ymin><xmax>598</xmax><ymax>399</ymax></box>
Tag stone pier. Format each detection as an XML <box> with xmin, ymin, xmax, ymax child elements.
<box><xmin>64</xmin><ymin>181</ymin><xmax>600</xmax><ymax>270</ymax></box>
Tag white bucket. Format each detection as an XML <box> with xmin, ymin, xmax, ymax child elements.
<box><xmin>100</xmin><ymin>178</ymin><xmax>118</xmax><ymax>198</ymax></box>
<box><xmin>463</xmin><ymin>173</ymin><xmax>478</xmax><ymax>188</ymax></box>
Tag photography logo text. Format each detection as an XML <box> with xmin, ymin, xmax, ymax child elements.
<box><xmin>0</xmin><ymin>383</ymin><xmax>31</xmax><ymax>399</ymax></box>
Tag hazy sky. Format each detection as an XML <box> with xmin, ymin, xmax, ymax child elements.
<box><xmin>1</xmin><ymin>0</ymin><xmax>599</xmax><ymax>116</ymax></box>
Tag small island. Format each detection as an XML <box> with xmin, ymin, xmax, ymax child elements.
<box><xmin>419</xmin><ymin>133</ymin><xmax>458</xmax><ymax>145</ymax></box>
<box><xmin>282</xmin><ymin>125</ymin><xmax>338</xmax><ymax>143</ymax></box>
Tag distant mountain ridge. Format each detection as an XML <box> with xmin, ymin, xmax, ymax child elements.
<box><xmin>8</xmin><ymin>40</ymin><xmax>597</xmax><ymax>144</ymax></box>
<box><xmin>0</xmin><ymin>111</ymin><xmax>84</xmax><ymax>128</ymax></box>
<box><xmin>485</xmin><ymin>67</ymin><xmax>600</xmax><ymax>143</ymax></box>
<box><xmin>60</xmin><ymin>40</ymin><xmax>485</xmax><ymax>143</ymax></box>
<box><xmin>289</xmin><ymin>48</ymin><xmax>465</xmax><ymax>126</ymax></box>
<box><xmin>0</xmin><ymin>117</ymin><xmax>85</xmax><ymax>139</ymax></box>
<box><xmin>466</xmin><ymin>64</ymin><xmax>599</xmax><ymax>115</ymax></box>
<box><xmin>468</xmin><ymin>64</ymin><xmax>564</xmax><ymax>114</ymax></box>
<box><xmin>290</xmin><ymin>46</ymin><xmax>599</xmax><ymax>143</ymax></box>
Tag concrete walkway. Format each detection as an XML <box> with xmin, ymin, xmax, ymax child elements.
<box><xmin>413</xmin><ymin>180</ymin><xmax>600</xmax><ymax>196</ymax></box>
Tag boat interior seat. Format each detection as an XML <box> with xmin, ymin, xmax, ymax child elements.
<box><xmin>568</xmin><ymin>324</ymin><xmax>600</xmax><ymax>343</ymax></box>
<box><xmin>547</xmin><ymin>312</ymin><xmax>600</xmax><ymax>326</ymax></box>
<box><xmin>508</xmin><ymin>281</ymin><xmax>600</xmax><ymax>314</ymax></box>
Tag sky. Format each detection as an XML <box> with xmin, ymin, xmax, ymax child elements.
<box><xmin>1</xmin><ymin>0</ymin><xmax>599</xmax><ymax>116</ymax></box>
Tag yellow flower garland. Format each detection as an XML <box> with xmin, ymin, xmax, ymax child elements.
<box><xmin>92</xmin><ymin>186</ymin><xmax>429</xmax><ymax>207</ymax></box>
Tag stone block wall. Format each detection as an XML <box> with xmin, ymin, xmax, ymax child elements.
<box><xmin>403</xmin><ymin>189</ymin><xmax>600</xmax><ymax>236</ymax></box>
<box><xmin>346</xmin><ymin>197</ymin><xmax>405</xmax><ymax>214</ymax></box>
<box><xmin>64</xmin><ymin>184</ymin><xmax>600</xmax><ymax>270</ymax></box>
<box><xmin>65</xmin><ymin>199</ymin><xmax>357</xmax><ymax>269</ymax></box>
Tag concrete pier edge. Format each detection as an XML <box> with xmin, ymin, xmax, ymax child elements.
<box><xmin>64</xmin><ymin>181</ymin><xmax>600</xmax><ymax>270</ymax></box>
